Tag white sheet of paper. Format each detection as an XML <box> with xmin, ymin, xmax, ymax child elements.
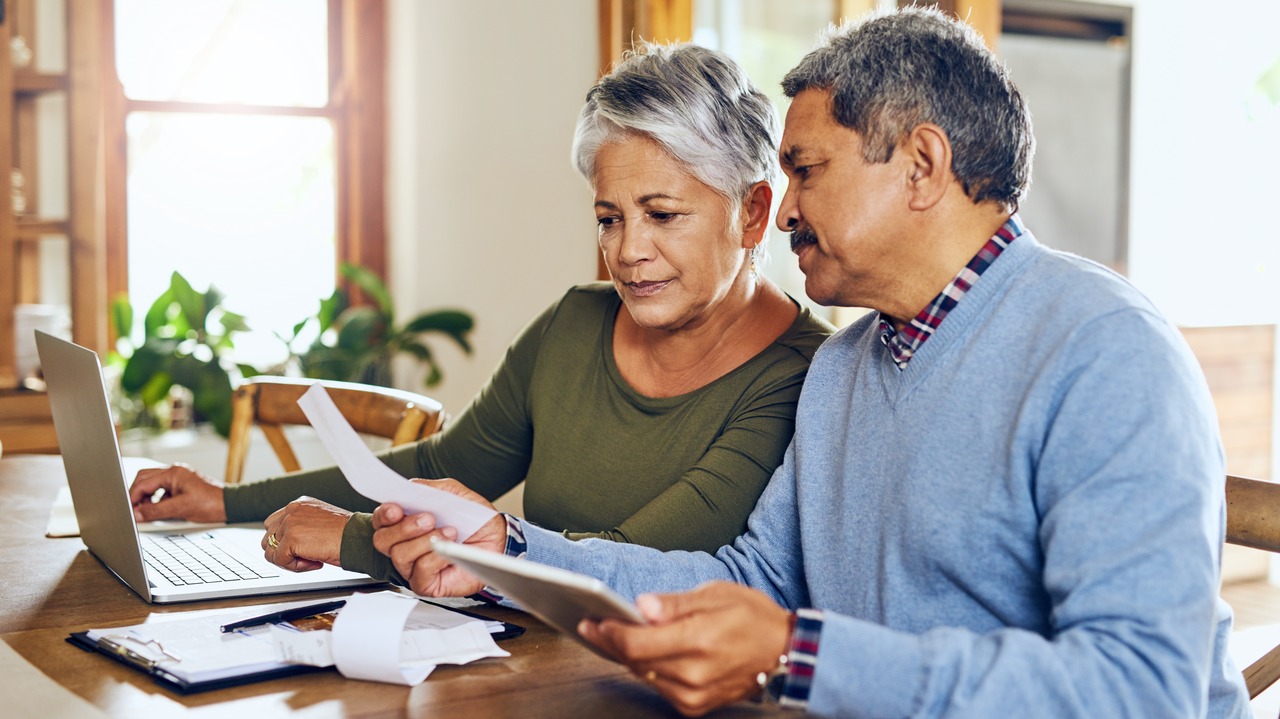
<box><xmin>274</xmin><ymin>591</ymin><xmax>508</xmax><ymax>676</ymax></box>
<box><xmin>296</xmin><ymin>384</ymin><xmax>496</xmax><ymax>539</ymax></box>
<box><xmin>326</xmin><ymin>591</ymin><xmax>507</xmax><ymax>685</ymax></box>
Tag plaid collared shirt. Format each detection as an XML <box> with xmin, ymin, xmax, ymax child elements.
<box><xmin>878</xmin><ymin>215</ymin><xmax>1024</xmax><ymax>369</ymax></box>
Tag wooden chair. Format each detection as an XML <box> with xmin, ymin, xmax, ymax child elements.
<box><xmin>223</xmin><ymin>376</ymin><xmax>446</xmax><ymax>485</ymax></box>
<box><xmin>1225</xmin><ymin>474</ymin><xmax>1280</xmax><ymax>698</ymax></box>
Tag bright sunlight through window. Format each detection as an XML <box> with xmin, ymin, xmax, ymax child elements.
<box><xmin>116</xmin><ymin>0</ymin><xmax>334</xmax><ymax>368</ymax></box>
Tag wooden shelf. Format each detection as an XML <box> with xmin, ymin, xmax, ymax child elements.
<box><xmin>0</xmin><ymin>2</ymin><xmax>107</xmax><ymax>409</ymax></box>
<box><xmin>13</xmin><ymin>71</ymin><xmax>67</xmax><ymax>95</ymax></box>
<box><xmin>15</xmin><ymin>217</ymin><xmax>70</xmax><ymax>239</ymax></box>
<box><xmin>0</xmin><ymin>390</ymin><xmax>57</xmax><ymax>453</ymax></box>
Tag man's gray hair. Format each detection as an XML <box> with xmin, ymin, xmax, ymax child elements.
<box><xmin>572</xmin><ymin>43</ymin><xmax>781</xmax><ymax>211</ymax></box>
<box><xmin>782</xmin><ymin>6</ymin><xmax>1034</xmax><ymax>209</ymax></box>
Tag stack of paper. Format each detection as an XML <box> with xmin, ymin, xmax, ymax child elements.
<box><xmin>274</xmin><ymin>591</ymin><xmax>509</xmax><ymax>684</ymax></box>
<box><xmin>81</xmin><ymin>591</ymin><xmax>508</xmax><ymax>688</ymax></box>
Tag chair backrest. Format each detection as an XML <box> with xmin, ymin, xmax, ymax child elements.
<box><xmin>1225</xmin><ymin>474</ymin><xmax>1280</xmax><ymax>698</ymax></box>
<box><xmin>223</xmin><ymin>376</ymin><xmax>446</xmax><ymax>485</ymax></box>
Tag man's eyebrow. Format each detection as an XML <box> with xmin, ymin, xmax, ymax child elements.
<box><xmin>780</xmin><ymin>145</ymin><xmax>808</xmax><ymax>167</ymax></box>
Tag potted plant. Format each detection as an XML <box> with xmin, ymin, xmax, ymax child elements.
<box><xmin>109</xmin><ymin>272</ymin><xmax>259</xmax><ymax>437</ymax></box>
<box><xmin>280</xmin><ymin>262</ymin><xmax>474</xmax><ymax>389</ymax></box>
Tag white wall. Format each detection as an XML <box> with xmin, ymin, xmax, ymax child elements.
<box><xmin>382</xmin><ymin>0</ymin><xmax>1280</xmax><ymax>384</ymax></box>
<box><xmin>1089</xmin><ymin>0</ymin><xmax>1280</xmax><ymax>327</ymax></box>
<box><xmin>387</xmin><ymin>0</ymin><xmax>599</xmax><ymax>415</ymax></box>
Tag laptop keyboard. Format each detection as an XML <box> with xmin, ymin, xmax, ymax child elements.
<box><xmin>142</xmin><ymin>532</ymin><xmax>280</xmax><ymax>586</ymax></box>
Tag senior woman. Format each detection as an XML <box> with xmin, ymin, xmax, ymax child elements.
<box><xmin>128</xmin><ymin>43</ymin><xmax>832</xmax><ymax>583</ymax></box>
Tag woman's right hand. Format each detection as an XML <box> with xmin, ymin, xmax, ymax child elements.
<box><xmin>128</xmin><ymin>463</ymin><xmax>228</xmax><ymax>523</ymax></box>
<box><xmin>372</xmin><ymin>478</ymin><xmax>506</xmax><ymax>597</ymax></box>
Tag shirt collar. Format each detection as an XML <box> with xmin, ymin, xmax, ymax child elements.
<box><xmin>878</xmin><ymin>214</ymin><xmax>1025</xmax><ymax>369</ymax></box>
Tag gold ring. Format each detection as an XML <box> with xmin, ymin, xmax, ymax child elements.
<box><xmin>267</xmin><ymin>533</ymin><xmax>279</xmax><ymax>549</ymax></box>
<box><xmin>645</xmin><ymin>670</ymin><xmax>657</xmax><ymax>683</ymax></box>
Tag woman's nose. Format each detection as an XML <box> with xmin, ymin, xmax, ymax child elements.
<box><xmin>617</xmin><ymin>224</ymin><xmax>654</xmax><ymax>264</ymax></box>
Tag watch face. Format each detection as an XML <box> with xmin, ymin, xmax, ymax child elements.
<box><xmin>764</xmin><ymin>661</ymin><xmax>790</xmax><ymax>703</ymax></box>
<box><xmin>765</xmin><ymin>671</ymin><xmax>787</xmax><ymax>702</ymax></box>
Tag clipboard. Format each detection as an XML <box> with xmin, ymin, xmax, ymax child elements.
<box><xmin>66</xmin><ymin>631</ymin><xmax>325</xmax><ymax>693</ymax></box>
<box><xmin>66</xmin><ymin>598</ymin><xmax>523</xmax><ymax>694</ymax></box>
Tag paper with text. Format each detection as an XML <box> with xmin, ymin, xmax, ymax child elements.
<box><xmin>296</xmin><ymin>384</ymin><xmax>496</xmax><ymax>540</ymax></box>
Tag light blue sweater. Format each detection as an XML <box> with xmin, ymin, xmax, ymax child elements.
<box><xmin>521</xmin><ymin>232</ymin><xmax>1251</xmax><ymax>718</ymax></box>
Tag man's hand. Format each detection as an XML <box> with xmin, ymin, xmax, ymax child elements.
<box><xmin>128</xmin><ymin>463</ymin><xmax>227</xmax><ymax>523</ymax></box>
<box><xmin>578</xmin><ymin>581</ymin><xmax>792</xmax><ymax>717</ymax></box>
<box><xmin>262</xmin><ymin>497</ymin><xmax>352</xmax><ymax>572</ymax></box>
<box><xmin>371</xmin><ymin>478</ymin><xmax>506</xmax><ymax>597</ymax></box>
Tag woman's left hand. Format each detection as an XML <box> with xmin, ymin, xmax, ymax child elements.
<box><xmin>262</xmin><ymin>497</ymin><xmax>352</xmax><ymax>572</ymax></box>
<box><xmin>372</xmin><ymin>478</ymin><xmax>506</xmax><ymax>597</ymax></box>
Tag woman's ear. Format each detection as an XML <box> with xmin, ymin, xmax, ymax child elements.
<box><xmin>903</xmin><ymin>123</ymin><xmax>952</xmax><ymax>212</ymax></box>
<box><xmin>740</xmin><ymin>181</ymin><xmax>774</xmax><ymax>249</ymax></box>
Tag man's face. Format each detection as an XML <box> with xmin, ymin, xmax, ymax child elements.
<box><xmin>776</xmin><ymin>89</ymin><xmax>911</xmax><ymax>308</ymax></box>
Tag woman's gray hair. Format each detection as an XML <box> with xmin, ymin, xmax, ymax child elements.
<box><xmin>572</xmin><ymin>42</ymin><xmax>781</xmax><ymax>215</ymax></box>
<box><xmin>782</xmin><ymin>6</ymin><xmax>1034</xmax><ymax>209</ymax></box>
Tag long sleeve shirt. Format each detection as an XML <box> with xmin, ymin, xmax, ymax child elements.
<box><xmin>517</xmin><ymin>232</ymin><xmax>1251</xmax><ymax>718</ymax></box>
<box><xmin>224</xmin><ymin>283</ymin><xmax>832</xmax><ymax>579</ymax></box>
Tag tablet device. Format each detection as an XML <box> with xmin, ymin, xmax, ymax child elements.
<box><xmin>431</xmin><ymin>540</ymin><xmax>644</xmax><ymax>650</ymax></box>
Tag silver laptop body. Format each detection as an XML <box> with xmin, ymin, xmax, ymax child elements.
<box><xmin>35</xmin><ymin>330</ymin><xmax>384</xmax><ymax>603</ymax></box>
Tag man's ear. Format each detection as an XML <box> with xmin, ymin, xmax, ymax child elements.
<box><xmin>740</xmin><ymin>181</ymin><xmax>774</xmax><ymax>249</ymax></box>
<box><xmin>903</xmin><ymin>123</ymin><xmax>952</xmax><ymax>211</ymax></box>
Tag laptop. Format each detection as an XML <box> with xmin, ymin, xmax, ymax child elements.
<box><xmin>35</xmin><ymin>330</ymin><xmax>385</xmax><ymax>603</ymax></box>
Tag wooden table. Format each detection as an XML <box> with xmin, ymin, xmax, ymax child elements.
<box><xmin>0</xmin><ymin>456</ymin><xmax>782</xmax><ymax>718</ymax></box>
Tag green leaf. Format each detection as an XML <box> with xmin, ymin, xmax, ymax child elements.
<box><xmin>218</xmin><ymin>310</ymin><xmax>250</xmax><ymax>335</ymax></box>
<box><xmin>423</xmin><ymin>363</ymin><xmax>442</xmax><ymax>387</ymax></box>
<box><xmin>300</xmin><ymin>344</ymin><xmax>354</xmax><ymax>381</ymax></box>
<box><xmin>203</xmin><ymin>286</ymin><xmax>226</xmax><ymax>321</ymax></box>
<box><xmin>139</xmin><ymin>372</ymin><xmax>174</xmax><ymax>407</ymax></box>
<box><xmin>120</xmin><ymin>340</ymin><xmax>178</xmax><ymax>393</ymax></box>
<box><xmin>335</xmin><ymin>306</ymin><xmax>385</xmax><ymax>350</ymax></box>
<box><xmin>237</xmin><ymin>363</ymin><xmax>262</xmax><ymax>379</ymax></box>
<box><xmin>170</xmin><ymin>272</ymin><xmax>207</xmax><ymax>331</ymax></box>
<box><xmin>110</xmin><ymin>294</ymin><xmax>134</xmax><ymax>345</ymax></box>
<box><xmin>340</xmin><ymin>263</ymin><xmax>394</xmax><ymax>318</ymax></box>
<box><xmin>398</xmin><ymin>341</ymin><xmax>442</xmax><ymax>387</ymax></box>
<box><xmin>143</xmin><ymin>288</ymin><xmax>175</xmax><ymax>338</ymax></box>
<box><xmin>166</xmin><ymin>353</ymin><xmax>205</xmax><ymax>389</ymax></box>
<box><xmin>403</xmin><ymin>309</ymin><xmax>473</xmax><ymax>334</ymax></box>
<box><xmin>398</xmin><ymin>340</ymin><xmax>434</xmax><ymax>362</ymax></box>
<box><xmin>403</xmin><ymin>309</ymin><xmax>475</xmax><ymax>354</ymax></box>
<box><xmin>317</xmin><ymin>289</ymin><xmax>349</xmax><ymax>333</ymax></box>
<box><xmin>191</xmin><ymin>360</ymin><xmax>235</xmax><ymax>437</ymax></box>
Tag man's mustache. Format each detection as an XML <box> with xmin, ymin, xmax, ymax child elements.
<box><xmin>790</xmin><ymin>227</ymin><xmax>818</xmax><ymax>255</ymax></box>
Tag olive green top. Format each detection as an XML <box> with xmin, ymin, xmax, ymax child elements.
<box><xmin>225</xmin><ymin>283</ymin><xmax>833</xmax><ymax>581</ymax></box>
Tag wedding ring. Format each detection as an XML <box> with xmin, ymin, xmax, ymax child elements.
<box><xmin>267</xmin><ymin>533</ymin><xmax>280</xmax><ymax>549</ymax></box>
<box><xmin>645</xmin><ymin>670</ymin><xmax>657</xmax><ymax>683</ymax></box>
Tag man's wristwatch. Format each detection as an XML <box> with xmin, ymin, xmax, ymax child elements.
<box><xmin>755</xmin><ymin>653</ymin><xmax>790</xmax><ymax>704</ymax></box>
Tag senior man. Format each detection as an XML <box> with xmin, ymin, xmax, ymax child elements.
<box><xmin>372</xmin><ymin>7</ymin><xmax>1251</xmax><ymax>718</ymax></box>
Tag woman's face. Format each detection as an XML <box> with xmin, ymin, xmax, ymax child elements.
<box><xmin>593</xmin><ymin>135</ymin><xmax>749</xmax><ymax>333</ymax></box>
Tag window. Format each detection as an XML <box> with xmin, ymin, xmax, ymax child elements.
<box><xmin>108</xmin><ymin>0</ymin><xmax>386</xmax><ymax>367</ymax></box>
<box><xmin>692</xmin><ymin>0</ymin><xmax>846</xmax><ymax>320</ymax></box>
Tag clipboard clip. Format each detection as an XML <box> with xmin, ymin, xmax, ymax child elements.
<box><xmin>97</xmin><ymin>634</ymin><xmax>182</xmax><ymax>669</ymax></box>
